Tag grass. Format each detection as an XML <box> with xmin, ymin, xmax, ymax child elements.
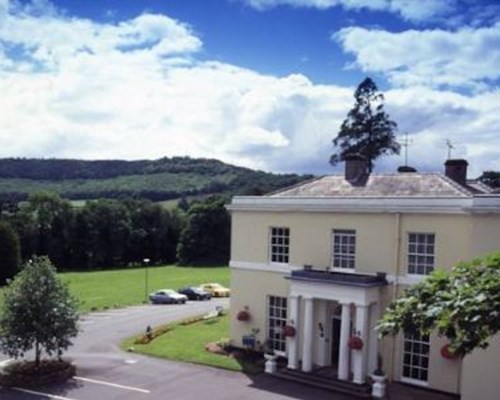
<box><xmin>121</xmin><ymin>314</ymin><xmax>258</xmax><ymax>373</ymax></box>
<box><xmin>0</xmin><ymin>265</ymin><xmax>229</xmax><ymax>313</ymax></box>
<box><xmin>62</xmin><ymin>265</ymin><xmax>229</xmax><ymax>313</ymax></box>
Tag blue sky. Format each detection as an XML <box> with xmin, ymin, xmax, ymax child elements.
<box><xmin>0</xmin><ymin>0</ymin><xmax>499</xmax><ymax>176</ymax></box>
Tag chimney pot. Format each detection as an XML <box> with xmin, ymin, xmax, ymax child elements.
<box><xmin>445</xmin><ymin>159</ymin><xmax>468</xmax><ymax>186</ymax></box>
<box><xmin>345</xmin><ymin>154</ymin><xmax>369</xmax><ymax>185</ymax></box>
<box><xmin>398</xmin><ymin>166</ymin><xmax>417</xmax><ymax>173</ymax></box>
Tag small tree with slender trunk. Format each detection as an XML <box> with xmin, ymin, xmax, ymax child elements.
<box><xmin>0</xmin><ymin>256</ymin><xmax>79</xmax><ymax>367</ymax></box>
<box><xmin>331</xmin><ymin>77</ymin><xmax>400</xmax><ymax>172</ymax></box>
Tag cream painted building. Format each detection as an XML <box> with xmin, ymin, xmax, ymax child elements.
<box><xmin>228</xmin><ymin>157</ymin><xmax>500</xmax><ymax>399</ymax></box>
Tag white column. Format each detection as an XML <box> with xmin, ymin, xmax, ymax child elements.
<box><xmin>353</xmin><ymin>304</ymin><xmax>369</xmax><ymax>384</ymax></box>
<box><xmin>301</xmin><ymin>296</ymin><xmax>314</xmax><ymax>372</ymax></box>
<box><xmin>368</xmin><ymin>302</ymin><xmax>381</xmax><ymax>374</ymax></box>
<box><xmin>287</xmin><ymin>295</ymin><xmax>300</xmax><ymax>370</ymax></box>
<box><xmin>315</xmin><ymin>300</ymin><xmax>328</xmax><ymax>367</ymax></box>
<box><xmin>338</xmin><ymin>302</ymin><xmax>351</xmax><ymax>381</ymax></box>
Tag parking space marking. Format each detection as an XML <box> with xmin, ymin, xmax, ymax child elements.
<box><xmin>13</xmin><ymin>387</ymin><xmax>78</xmax><ymax>400</ymax></box>
<box><xmin>74</xmin><ymin>376</ymin><xmax>150</xmax><ymax>394</ymax></box>
<box><xmin>0</xmin><ymin>358</ymin><xmax>13</xmax><ymax>367</ymax></box>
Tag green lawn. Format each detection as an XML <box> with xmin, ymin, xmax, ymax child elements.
<box><xmin>0</xmin><ymin>265</ymin><xmax>229</xmax><ymax>313</ymax></box>
<box><xmin>122</xmin><ymin>314</ymin><xmax>249</xmax><ymax>372</ymax></box>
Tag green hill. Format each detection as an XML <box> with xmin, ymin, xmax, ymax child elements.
<box><xmin>0</xmin><ymin>157</ymin><xmax>313</xmax><ymax>201</ymax></box>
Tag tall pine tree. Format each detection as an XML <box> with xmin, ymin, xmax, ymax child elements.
<box><xmin>330</xmin><ymin>77</ymin><xmax>400</xmax><ymax>172</ymax></box>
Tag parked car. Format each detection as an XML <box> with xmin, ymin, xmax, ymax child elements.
<box><xmin>178</xmin><ymin>286</ymin><xmax>212</xmax><ymax>300</ymax></box>
<box><xmin>199</xmin><ymin>283</ymin><xmax>230</xmax><ymax>297</ymax></box>
<box><xmin>149</xmin><ymin>289</ymin><xmax>187</xmax><ymax>304</ymax></box>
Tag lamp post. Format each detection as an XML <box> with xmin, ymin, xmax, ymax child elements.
<box><xmin>143</xmin><ymin>258</ymin><xmax>150</xmax><ymax>303</ymax></box>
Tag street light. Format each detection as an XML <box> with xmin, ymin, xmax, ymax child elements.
<box><xmin>143</xmin><ymin>258</ymin><xmax>150</xmax><ymax>303</ymax></box>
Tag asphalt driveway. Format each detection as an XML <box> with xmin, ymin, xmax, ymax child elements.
<box><xmin>0</xmin><ymin>299</ymin><xmax>349</xmax><ymax>400</ymax></box>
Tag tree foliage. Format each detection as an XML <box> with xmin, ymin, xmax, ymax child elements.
<box><xmin>377</xmin><ymin>252</ymin><xmax>500</xmax><ymax>356</ymax></box>
<box><xmin>4</xmin><ymin>193</ymin><xmax>184</xmax><ymax>270</ymax></box>
<box><xmin>331</xmin><ymin>77</ymin><xmax>400</xmax><ymax>171</ymax></box>
<box><xmin>0</xmin><ymin>256</ymin><xmax>79</xmax><ymax>366</ymax></box>
<box><xmin>0</xmin><ymin>221</ymin><xmax>21</xmax><ymax>285</ymax></box>
<box><xmin>478</xmin><ymin>171</ymin><xmax>500</xmax><ymax>188</ymax></box>
<box><xmin>177</xmin><ymin>196</ymin><xmax>230</xmax><ymax>266</ymax></box>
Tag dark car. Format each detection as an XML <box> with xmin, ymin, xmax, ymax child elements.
<box><xmin>178</xmin><ymin>286</ymin><xmax>212</xmax><ymax>301</ymax></box>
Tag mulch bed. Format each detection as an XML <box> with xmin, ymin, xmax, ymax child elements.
<box><xmin>0</xmin><ymin>359</ymin><xmax>75</xmax><ymax>388</ymax></box>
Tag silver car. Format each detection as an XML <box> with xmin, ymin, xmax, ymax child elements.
<box><xmin>149</xmin><ymin>289</ymin><xmax>188</xmax><ymax>304</ymax></box>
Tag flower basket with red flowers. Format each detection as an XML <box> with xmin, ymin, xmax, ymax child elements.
<box><xmin>440</xmin><ymin>344</ymin><xmax>459</xmax><ymax>360</ymax></box>
<box><xmin>348</xmin><ymin>336</ymin><xmax>364</xmax><ymax>350</ymax></box>
<box><xmin>236</xmin><ymin>310</ymin><xmax>250</xmax><ymax>321</ymax></box>
<box><xmin>282</xmin><ymin>325</ymin><xmax>296</xmax><ymax>337</ymax></box>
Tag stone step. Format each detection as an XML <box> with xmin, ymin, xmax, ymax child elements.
<box><xmin>273</xmin><ymin>368</ymin><xmax>372</xmax><ymax>399</ymax></box>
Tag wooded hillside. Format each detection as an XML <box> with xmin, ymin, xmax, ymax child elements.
<box><xmin>0</xmin><ymin>157</ymin><xmax>313</xmax><ymax>201</ymax></box>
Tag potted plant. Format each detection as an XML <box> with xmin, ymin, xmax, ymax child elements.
<box><xmin>371</xmin><ymin>353</ymin><xmax>387</xmax><ymax>399</ymax></box>
<box><xmin>348</xmin><ymin>335</ymin><xmax>364</xmax><ymax>350</ymax></box>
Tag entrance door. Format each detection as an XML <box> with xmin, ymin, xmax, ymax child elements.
<box><xmin>331</xmin><ymin>317</ymin><xmax>341</xmax><ymax>367</ymax></box>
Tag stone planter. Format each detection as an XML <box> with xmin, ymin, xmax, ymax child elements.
<box><xmin>371</xmin><ymin>373</ymin><xmax>387</xmax><ymax>398</ymax></box>
<box><xmin>264</xmin><ymin>353</ymin><xmax>278</xmax><ymax>374</ymax></box>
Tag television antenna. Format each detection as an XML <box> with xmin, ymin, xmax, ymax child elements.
<box><xmin>445</xmin><ymin>139</ymin><xmax>455</xmax><ymax>159</ymax></box>
<box><xmin>400</xmin><ymin>132</ymin><xmax>413</xmax><ymax>166</ymax></box>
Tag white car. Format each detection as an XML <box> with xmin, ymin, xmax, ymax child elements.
<box><xmin>149</xmin><ymin>289</ymin><xmax>188</xmax><ymax>304</ymax></box>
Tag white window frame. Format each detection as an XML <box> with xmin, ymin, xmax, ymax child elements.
<box><xmin>267</xmin><ymin>296</ymin><xmax>287</xmax><ymax>356</ymax></box>
<box><xmin>269</xmin><ymin>227</ymin><xmax>290</xmax><ymax>265</ymax></box>
<box><xmin>331</xmin><ymin>229</ymin><xmax>356</xmax><ymax>272</ymax></box>
<box><xmin>407</xmin><ymin>232</ymin><xmax>435</xmax><ymax>276</ymax></box>
<box><xmin>401</xmin><ymin>332</ymin><xmax>430</xmax><ymax>386</ymax></box>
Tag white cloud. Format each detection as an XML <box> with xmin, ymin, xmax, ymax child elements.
<box><xmin>240</xmin><ymin>0</ymin><xmax>457</xmax><ymax>22</ymax></box>
<box><xmin>0</xmin><ymin>0</ymin><xmax>498</xmax><ymax>177</ymax></box>
<box><xmin>0</xmin><ymin>1</ymin><xmax>201</xmax><ymax>71</ymax></box>
<box><xmin>336</xmin><ymin>23</ymin><xmax>500</xmax><ymax>89</ymax></box>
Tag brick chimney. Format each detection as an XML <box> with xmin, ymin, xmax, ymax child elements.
<box><xmin>445</xmin><ymin>159</ymin><xmax>468</xmax><ymax>186</ymax></box>
<box><xmin>345</xmin><ymin>154</ymin><xmax>369</xmax><ymax>185</ymax></box>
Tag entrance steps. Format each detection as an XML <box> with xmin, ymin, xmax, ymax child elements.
<box><xmin>273</xmin><ymin>368</ymin><xmax>372</xmax><ymax>399</ymax></box>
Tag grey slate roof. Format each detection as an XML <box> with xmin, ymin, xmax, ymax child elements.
<box><xmin>271</xmin><ymin>173</ymin><xmax>494</xmax><ymax>198</ymax></box>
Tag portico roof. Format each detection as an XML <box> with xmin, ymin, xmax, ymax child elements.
<box><xmin>288</xmin><ymin>270</ymin><xmax>388</xmax><ymax>288</ymax></box>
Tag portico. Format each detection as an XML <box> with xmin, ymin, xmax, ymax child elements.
<box><xmin>285</xmin><ymin>269</ymin><xmax>387</xmax><ymax>384</ymax></box>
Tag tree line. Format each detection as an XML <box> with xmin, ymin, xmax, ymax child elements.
<box><xmin>0</xmin><ymin>192</ymin><xmax>231</xmax><ymax>284</ymax></box>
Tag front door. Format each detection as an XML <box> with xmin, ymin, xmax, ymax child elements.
<box><xmin>331</xmin><ymin>317</ymin><xmax>341</xmax><ymax>367</ymax></box>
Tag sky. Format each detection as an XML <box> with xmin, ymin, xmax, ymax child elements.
<box><xmin>0</xmin><ymin>0</ymin><xmax>499</xmax><ymax>177</ymax></box>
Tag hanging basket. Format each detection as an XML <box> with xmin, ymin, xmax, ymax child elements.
<box><xmin>282</xmin><ymin>325</ymin><xmax>296</xmax><ymax>337</ymax></box>
<box><xmin>348</xmin><ymin>336</ymin><xmax>364</xmax><ymax>350</ymax></box>
<box><xmin>236</xmin><ymin>310</ymin><xmax>251</xmax><ymax>321</ymax></box>
<box><xmin>440</xmin><ymin>344</ymin><xmax>459</xmax><ymax>360</ymax></box>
